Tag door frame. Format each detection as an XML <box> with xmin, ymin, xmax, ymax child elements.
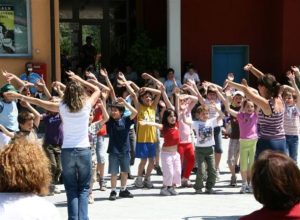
<box><xmin>211</xmin><ymin>45</ymin><xmax>250</xmax><ymax>83</ymax></box>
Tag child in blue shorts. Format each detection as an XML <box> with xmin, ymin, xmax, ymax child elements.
<box><xmin>106</xmin><ymin>97</ymin><xmax>137</xmax><ymax>201</ymax></box>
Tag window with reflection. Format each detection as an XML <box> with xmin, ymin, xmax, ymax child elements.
<box><xmin>0</xmin><ymin>0</ymin><xmax>31</xmax><ymax>57</ymax></box>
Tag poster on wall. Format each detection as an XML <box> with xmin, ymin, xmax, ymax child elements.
<box><xmin>0</xmin><ymin>5</ymin><xmax>15</xmax><ymax>53</ymax></box>
<box><xmin>0</xmin><ymin>0</ymin><xmax>31</xmax><ymax>57</ymax></box>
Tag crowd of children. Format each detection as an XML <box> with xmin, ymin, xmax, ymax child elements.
<box><xmin>0</xmin><ymin>63</ymin><xmax>299</xmax><ymax>219</ymax></box>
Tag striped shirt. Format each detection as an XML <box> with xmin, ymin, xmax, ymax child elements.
<box><xmin>284</xmin><ymin>105</ymin><xmax>300</xmax><ymax>136</ymax></box>
<box><xmin>258</xmin><ymin>99</ymin><xmax>285</xmax><ymax>139</ymax></box>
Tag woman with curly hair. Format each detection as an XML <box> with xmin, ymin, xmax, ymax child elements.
<box><xmin>5</xmin><ymin>71</ymin><xmax>100</xmax><ymax>220</ymax></box>
<box><xmin>0</xmin><ymin>137</ymin><xmax>60</xmax><ymax>219</ymax></box>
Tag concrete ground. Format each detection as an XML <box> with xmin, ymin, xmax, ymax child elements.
<box><xmin>46</xmin><ymin>138</ymin><xmax>264</xmax><ymax>220</ymax></box>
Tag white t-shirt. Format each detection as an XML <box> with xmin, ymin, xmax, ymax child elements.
<box><xmin>192</xmin><ymin>118</ymin><xmax>217</xmax><ymax>147</ymax></box>
<box><xmin>183</xmin><ymin>72</ymin><xmax>200</xmax><ymax>83</ymax></box>
<box><xmin>0</xmin><ymin>193</ymin><xmax>60</xmax><ymax>220</ymax></box>
<box><xmin>59</xmin><ymin>100</ymin><xmax>92</xmax><ymax>148</ymax></box>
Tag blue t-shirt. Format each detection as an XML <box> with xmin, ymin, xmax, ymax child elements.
<box><xmin>106</xmin><ymin>116</ymin><xmax>134</xmax><ymax>154</ymax></box>
<box><xmin>20</xmin><ymin>72</ymin><xmax>42</xmax><ymax>94</ymax></box>
<box><xmin>164</xmin><ymin>79</ymin><xmax>182</xmax><ymax>97</ymax></box>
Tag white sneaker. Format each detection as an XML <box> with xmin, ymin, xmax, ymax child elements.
<box><xmin>240</xmin><ymin>183</ymin><xmax>248</xmax><ymax>194</ymax></box>
<box><xmin>168</xmin><ymin>187</ymin><xmax>179</xmax><ymax>195</ymax></box>
<box><xmin>134</xmin><ymin>176</ymin><xmax>144</xmax><ymax>188</ymax></box>
<box><xmin>160</xmin><ymin>187</ymin><xmax>171</xmax><ymax>196</ymax></box>
<box><xmin>88</xmin><ymin>194</ymin><xmax>94</xmax><ymax>204</ymax></box>
<box><xmin>143</xmin><ymin>177</ymin><xmax>154</xmax><ymax>188</ymax></box>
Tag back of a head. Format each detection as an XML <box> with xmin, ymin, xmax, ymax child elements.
<box><xmin>252</xmin><ymin>150</ymin><xmax>300</xmax><ymax>210</ymax></box>
<box><xmin>257</xmin><ymin>74</ymin><xmax>281</xmax><ymax>98</ymax></box>
<box><xmin>63</xmin><ymin>80</ymin><xmax>85</xmax><ymax>112</ymax></box>
<box><xmin>0</xmin><ymin>137</ymin><xmax>51</xmax><ymax>195</ymax></box>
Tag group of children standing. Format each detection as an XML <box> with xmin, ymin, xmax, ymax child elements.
<box><xmin>0</xmin><ymin>63</ymin><xmax>299</xmax><ymax>203</ymax></box>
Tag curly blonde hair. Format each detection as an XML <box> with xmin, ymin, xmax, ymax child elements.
<box><xmin>0</xmin><ymin>137</ymin><xmax>51</xmax><ymax>195</ymax></box>
<box><xmin>63</xmin><ymin>80</ymin><xmax>86</xmax><ymax>112</ymax></box>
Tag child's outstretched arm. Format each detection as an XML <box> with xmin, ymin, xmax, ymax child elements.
<box><xmin>139</xmin><ymin>120</ymin><xmax>163</xmax><ymax>130</ymax></box>
<box><xmin>158</xmin><ymin>84</ymin><xmax>174</xmax><ymax>110</ymax></box>
<box><xmin>21</xmin><ymin>101</ymin><xmax>41</xmax><ymax>128</ymax></box>
<box><xmin>227</xmin><ymin>79</ymin><xmax>272</xmax><ymax>116</ymax></box>
<box><xmin>183</xmin><ymin>80</ymin><xmax>205</xmax><ymax>106</ymax></box>
<box><xmin>117</xmin><ymin>97</ymin><xmax>138</xmax><ymax>120</ymax></box>
<box><xmin>141</xmin><ymin>73</ymin><xmax>164</xmax><ymax>89</ymax></box>
<box><xmin>0</xmin><ymin>124</ymin><xmax>14</xmax><ymax>138</ymax></box>
<box><xmin>224</xmin><ymin>98</ymin><xmax>238</xmax><ymax>118</ymax></box>
<box><xmin>36</xmin><ymin>78</ymin><xmax>52</xmax><ymax>100</ymax></box>
<box><xmin>100</xmin><ymin>68</ymin><xmax>117</xmax><ymax>102</ymax></box>
<box><xmin>287</xmin><ymin>73</ymin><xmax>300</xmax><ymax>110</ymax></box>
<box><xmin>99</xmin><ymin>99</ymin><xmax>109</xmax><ymax>126</ymax></box>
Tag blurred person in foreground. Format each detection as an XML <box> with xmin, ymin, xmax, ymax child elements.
<box><xmin>240</xmin><ymin>150</ymin><xmax>300</xmax><ymax>220</ymax></box>
<box><xmin>0</xmin><ymin>136</ymin><xmax>60</xmax><ymax>219</ymax></box>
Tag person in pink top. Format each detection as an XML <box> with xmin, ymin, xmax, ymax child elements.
<box><xmin>225</xmin><ymin>99</ymin><xmax>258</xmax><ymax>194</ymax></box>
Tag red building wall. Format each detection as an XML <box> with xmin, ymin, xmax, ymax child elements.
<box><xmin>181</xmin><ymin>0</ymin><xmax>285</xmax><ymax>83</ymax></box>
<box><xmin>282</xmin><ymin>0</ymin><xmax>300</xmax><ymax>73</ymax></box>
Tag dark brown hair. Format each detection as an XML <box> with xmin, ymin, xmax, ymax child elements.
<box><xmin>257</xmin><ymin>74</ymin><xmax>281</xmax><ymax>98</ymax></box>
<box><xmin>252</xmin><ymin>150</ymin><xmax>300</xmax><ymax>210</ymax></box>
<box><xmin>18</xmin><ymin>111</ymin><xmax>34</xmax><ymax>125</ymax></box>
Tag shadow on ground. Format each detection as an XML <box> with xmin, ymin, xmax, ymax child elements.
<box><xmin>182</xmin><ymin>216</ymin><xmax>241</xmax><ymax>220</ymax></box>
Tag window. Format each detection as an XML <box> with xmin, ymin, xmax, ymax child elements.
<box><xmin>0</xmin><ymin>0</ymin><xmax>32</xmax><ymax>57</ymax></box>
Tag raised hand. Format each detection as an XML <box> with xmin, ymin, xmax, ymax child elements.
<box><xmin>100</xmin><ymin>68</ymin><xmax>108</xmax><ymax>77</ymax></box>
<box><xmin>35</xmin><ymin>78</ymin><xmax>46</xmax><ymax>87</ymax></box>
<box><xmin>243</xmin><ymin>63</ymin><xmax>253</xmax><ymax>71</ymax></box>
<box><xmin>287</xmin><ymin>71</ymin><xmax>295</xmax><ymax>82</ymax></box>
<box><xmin>66</xmin><ymin>71</ymin><xmax>80</xmax><ymax>81</ymax></box>
<box><xmin>227</xmin><ymin>73</ymin><xmax>234</xmax><ymax>81</ymax></box>
<box><xmin>2</xmin><ymin>71</ymin><xmax>14</xmax><ymax>82</ymax></box>
<box><xmin>86</xmin><ymin>71</ymin><xmax>97</xmax><ymax>81</ymax></box>
<box><xmin>241</xmin><ymin>78</ymin><xmax>248</xmax><ymax>87</ymax></box>
<box><xmin>291</xmin><ymin>66</ymin><xmax>300</xmax><ymax>74</ymax></box>
<box><xmin>116</xmin><ymin>97</ymin><xmax>125</xmax><ymax>105</ymax></box>
<box><xmin>117</xmin><ymin>72</ymin><xmax>126</xmax><ymax>81</ymax></box>
<box><xmin>141</xmin><ymin>73</ymin><xmax>151</xmax><ymax>80</ymax></box>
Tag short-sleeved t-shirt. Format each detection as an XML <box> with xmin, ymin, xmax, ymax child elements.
<box><xmin>192</xmin><ymin>118</ymin><xmax>217</xmax><ymax>147</ymax></box>
<box><xmin>43</xmin><ymin>113</ymin><xmax>63</xmax><ymax>146</ymax></box>
<box><xmin>164</xmin><ymin>79</ymin><xmax>182</xmax><ymax>97</ymax></box>
<box><xmin>92</xmin><ymin>107</ymin><xmax>107</xmax><ymax>136</ymax></box>
<box><xmin>0</xmin><ymin>99</ymin><xmax>18</xmax><ymax>132</ymax></box>
<box><xmin>237</xmin><ymin>112</ymin><xmax>258</xmax><ymax>139</ymax></box>
<box><xmin>183</xmin><ymin>72</ymin><xmax>200</xmax><ymax>83</ymax></box>
<box><xmin>106</xmin><ymin>116</ymin><xmax>134</xmax><ymax>154</ymax></box>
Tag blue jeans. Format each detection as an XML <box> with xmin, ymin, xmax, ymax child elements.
<box><xmin>61</xmin><ymin>148</ymin><xmax>92</xmax><ymax>220</ymax></box>
<box><xmin>286</xmin><ymin>135</ymin><xmax>298</xmax><ymax>162</ymax></box>
<box><xmin>255</xmin><ymin>138</ymin><xmax>286</xmax><ymax>159</ymax></box>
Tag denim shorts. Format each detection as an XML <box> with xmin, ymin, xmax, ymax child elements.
<box><xmin>135</xmin><ymin>142</ymin><xmax>156</xmax><ymax>159</ymax></box>
<box><xmin>108</xmin><ymin>153</ymin><xmax>130</xmax><ymax>174</ymax></box>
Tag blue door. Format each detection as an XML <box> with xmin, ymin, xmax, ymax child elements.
<box><xmin>212</xmin><ymin>46</ymin><xmax>249</xmax><ymax>86</ymax></box>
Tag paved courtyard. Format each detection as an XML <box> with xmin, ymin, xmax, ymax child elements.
<box><xmin>46</xmin><ymin>138</ymin><xmax>266</xmax><ymax>220</ymax></box>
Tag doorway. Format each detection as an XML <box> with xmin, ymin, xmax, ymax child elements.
<box><xmin>212</xmin><ymin>46</ymin><xmax>249</xmax><ymax>86</ymax></box>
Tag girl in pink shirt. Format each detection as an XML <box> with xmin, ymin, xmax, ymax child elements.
<box><xmin>225</xmin><ymin>99</ymin><xmax>258</xmax><ymax>194</ymax></box>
